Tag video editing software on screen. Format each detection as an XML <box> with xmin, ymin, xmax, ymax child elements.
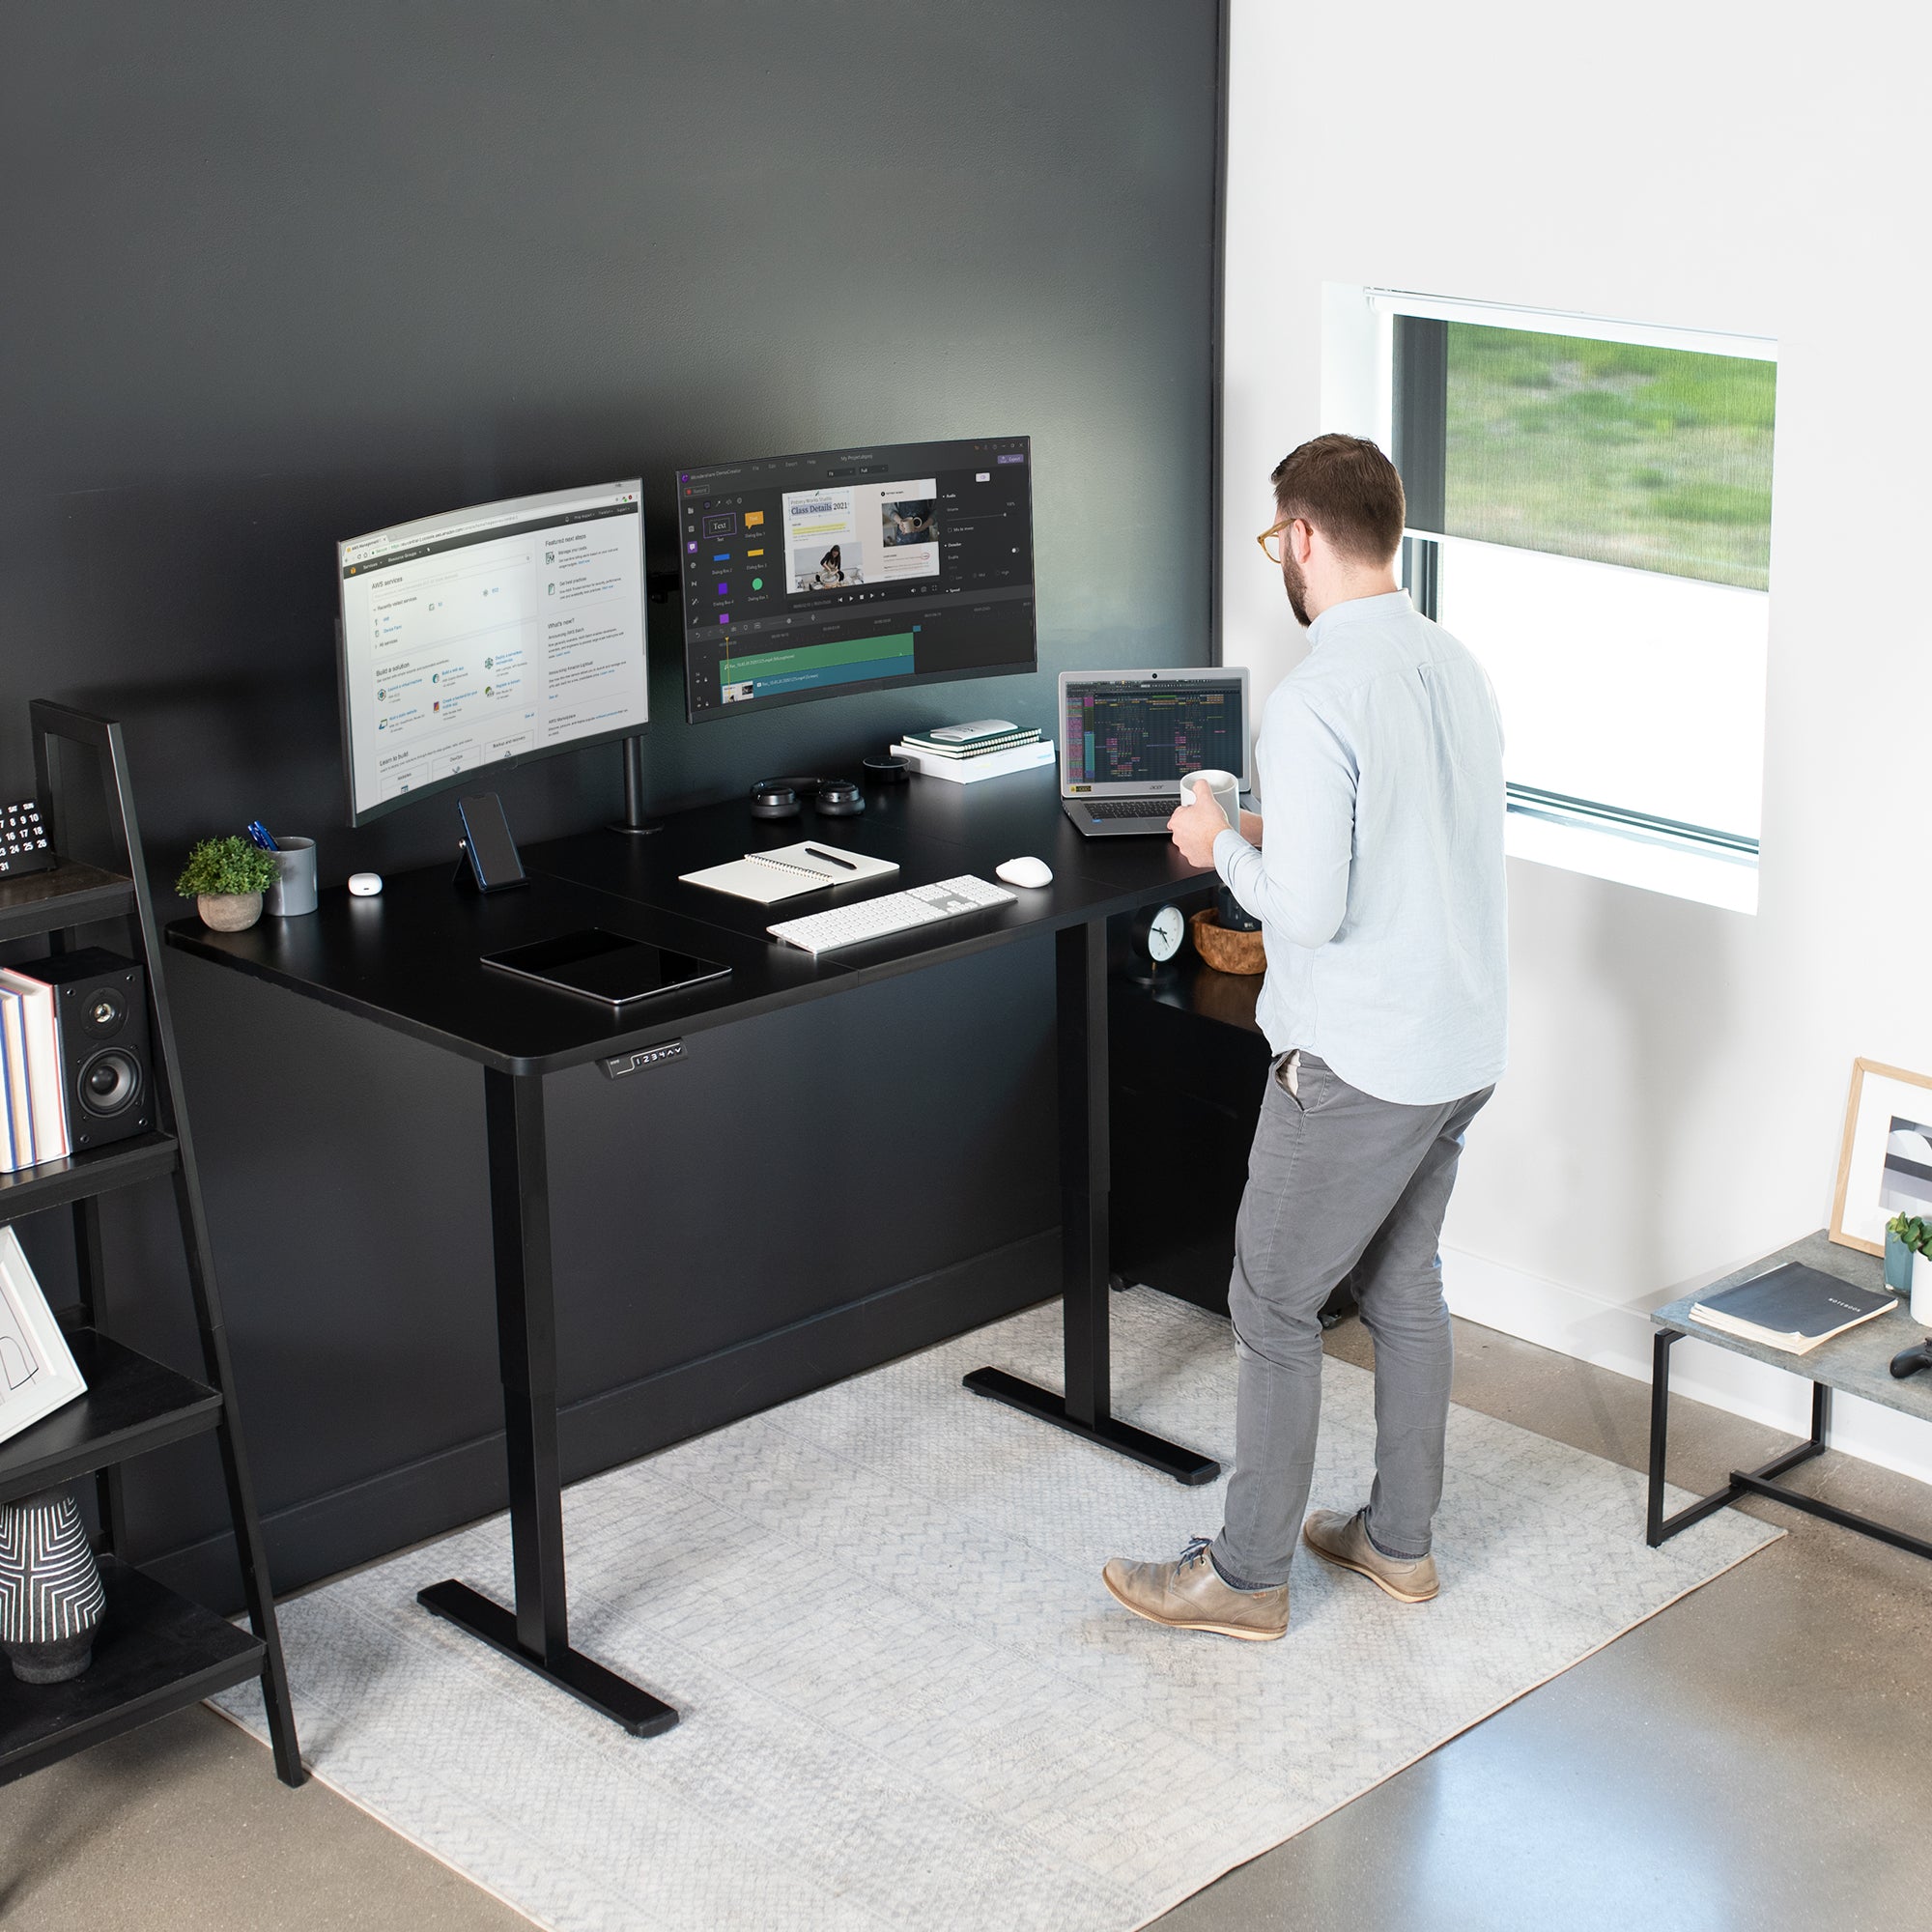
<box><xmin>677</xmin><ymin>436</ymin><xmax>1036</xmax><ymax>720</ymax></box>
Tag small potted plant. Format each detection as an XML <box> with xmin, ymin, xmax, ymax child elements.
<box><xmin>175</xmin><ymin>836</ymin><xmax>278</xmax><ymax>932</ymax></box>
<box><xmin>1885</xmin><ymin>1212</ymin><xmax>1932</xmax><ymax>1323</ymax></box>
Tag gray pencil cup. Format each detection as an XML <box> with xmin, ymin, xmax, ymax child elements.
<box><xmin>265</xmin><ymin>837</ymin><xmax>318</xmax><ymax>916</ymax></box>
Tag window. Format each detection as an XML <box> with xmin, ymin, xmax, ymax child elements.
<box><xmin>1372</xmin><ymin>293</ymin><xmax>1776</xmax><ymax>912</ymax></box>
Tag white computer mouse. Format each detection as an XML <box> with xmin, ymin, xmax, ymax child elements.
<box><xmin>347</xmin><ymin>871</ymin><xmax>384</xmax><ymax>896</ymax></box>
<box><xmin>995</xmin><ymin>856</ymin><xmax>1053</xmax><ymax>889</ymax></box>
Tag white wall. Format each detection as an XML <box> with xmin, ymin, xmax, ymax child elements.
<box><xmin>1223</xmin><ymin>0</ymin><xmax>1932</xmax><ymax>1473</ymax></box>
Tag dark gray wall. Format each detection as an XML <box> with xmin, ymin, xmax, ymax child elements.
<box><xmin>0</xmin><ymin>1</ymin><xmax>1220</xmax><ymax>1599</ymax></box>
<box><xmin>3</xmin><ymin>1</ymin><xmax>1218</xmax><ymax>860</ymax></box>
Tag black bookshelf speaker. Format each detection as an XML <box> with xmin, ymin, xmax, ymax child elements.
<box><xmin>20</xmin><ymin>948</ymin><xmax>154</xmax><ymax>1151</ymax></box>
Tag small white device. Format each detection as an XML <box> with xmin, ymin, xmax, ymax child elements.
<box><xmin>767</xmin><ymin>875</ymin><xmax>1016</xmax><ymax>954</ymax></box>
<box><xmin>348</xmin><ymin>871</ymin><xmax>384</xmax><ymax>896</ymax></box>
<box><xmin>995</xmin><ymin>856</ymin><xmax>1053</xmax><ymax>889</ymax></box>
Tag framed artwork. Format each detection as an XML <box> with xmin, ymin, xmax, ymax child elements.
<box><xmin>0</xmin><ymin>1224</ymin><xmax>87</xmax><ymax>1447</ymax></box>
<box><xmin>1830</xmin><ymin>1058</ymin><xmax>1932</xmax><ymax>1255</ymax></box>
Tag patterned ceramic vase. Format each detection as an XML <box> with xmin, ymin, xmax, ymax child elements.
<box><xmin>0</xmin><ymin>1486</ymin><xmax>108</xmax><ymax>1685</ymax></box>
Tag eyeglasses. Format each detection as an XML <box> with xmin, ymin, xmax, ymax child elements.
<box><xmin>1257</xmin><ymin>517</ymin><xmax>1295</xmax><ymax>564</ymax></box>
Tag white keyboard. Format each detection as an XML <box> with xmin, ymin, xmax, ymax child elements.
<box><xmin>768</xmin><ymin>875</ymin><xmax>1017</xmax><ymax>953</ymax></box>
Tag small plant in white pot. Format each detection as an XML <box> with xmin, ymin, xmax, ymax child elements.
<box><xmin>1886</xmin><ymin>1213</ymin><xmax>1932</xmax><ymax>1324</ymax></box>
<box><xmin>176</xmin><ymin>836</ymin><xmax>278</xmax><ymax>932</ymax></box>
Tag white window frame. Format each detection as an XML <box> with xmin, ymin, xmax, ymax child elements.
<box><xmin>1322</xmin><ymin>286</ymin><xmax>1776</xmax><ymax>915</ymax></box>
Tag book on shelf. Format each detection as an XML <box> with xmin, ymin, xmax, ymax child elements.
<box><xmin>888</xmin><ymin>739</ymin><xmax>1056</xmax><ymax>784</ymax></box>
<box><xmin>0</xmin><ymin>986</ymin><xmax>25</xmax><ymax>1171</ymax></box>
<box><xmin>0</xmin><ymin>966</ymin><xmax>69</xmax><ymax>1164</ymax></box>
<box><xmin>1690</xmin><ymin>1262</ymin><xmax>1897</xmax><ymax>1354</ymax></box>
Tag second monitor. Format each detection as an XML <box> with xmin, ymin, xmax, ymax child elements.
<box><xmin>677</xmin><ymin>435</ymin><xmax>1036</xmax><ymax>721</ymax></box>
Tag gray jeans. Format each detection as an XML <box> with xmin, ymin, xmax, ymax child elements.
<box><xmin>1210</xmin><ymin>1051</ymin><xmax>1492</xmax><ymax>1588</ymax></box>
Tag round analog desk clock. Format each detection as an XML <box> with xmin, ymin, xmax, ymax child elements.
<box><xmin>1134</xmin><ymin>903</ymin><xmax>1185</xmax><ymax>967</ymax></box>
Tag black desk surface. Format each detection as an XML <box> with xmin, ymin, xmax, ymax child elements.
<box><xmin>166</xmin><ymin>768</ymin><xmax>1210</xmax><ymax>1075</ymax></box>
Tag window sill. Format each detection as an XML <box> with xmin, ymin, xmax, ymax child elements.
<box><xmin>1505</xmin><ymin>807</ymin><xmax>1757</xmax><ymax>914</ymax></box>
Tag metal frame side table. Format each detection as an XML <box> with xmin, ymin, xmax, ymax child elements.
<box><xmin>1648</xmin><ymin>1229</ymin><xmax>1932</xmax><ymax>1563</ymax></box>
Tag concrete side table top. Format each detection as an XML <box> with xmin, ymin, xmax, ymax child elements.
<box><xmin>1652</xmin><ymin>1228</ymin><xmax>1932</xmax><ymax>1425</ymax></box>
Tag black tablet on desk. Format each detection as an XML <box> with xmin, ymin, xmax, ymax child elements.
<box><xmin>481</xmin><ymin>928</ymin><xmax>730</xmax><ymax>1008</ymax></box>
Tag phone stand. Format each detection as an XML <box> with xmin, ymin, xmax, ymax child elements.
<box><xmin>454</xmin><ymin>839</ymin><xmax>529</xmax><ymax>894</ymax></box>
<box><xmin>452</xmin><ymin>792</ymin><xmax>530</xmax><ymax>895</ymax></box>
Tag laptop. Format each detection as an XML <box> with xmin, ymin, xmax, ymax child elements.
<box><xmin>1057</xmin><ymin>667</ymin><xmax>1252</xmax><ymax>837</ymax></box>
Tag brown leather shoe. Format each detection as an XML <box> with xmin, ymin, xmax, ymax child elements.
<box><xmin>1302</xmin><ymin>1508</ymin><xmax>1439</xmax><ymax>1603</ymax></box>
<box><xmin>1101</xmin><ymin>1537</ymin><xmax>1289</xmax><ymax>1640</ymax></box>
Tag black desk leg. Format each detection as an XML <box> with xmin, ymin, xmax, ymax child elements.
<box><xmin>418</xmin><ymin>1067</ymin><xmax>678</xmax><ymax>1737</ymax></box>
<box><xmin>963</xmin><ymin>917</ymin><xmax>1220</xmax><ymax>1487</ymax></box>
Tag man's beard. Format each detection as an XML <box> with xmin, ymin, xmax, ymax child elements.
<box><xmin>1282</xmin><ymin>552</ymin><xmax>1313</xmax><ymax>629</ymax></box>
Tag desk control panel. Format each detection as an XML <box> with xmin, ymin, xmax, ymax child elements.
<box><xmin>601</xmin><ymin>1039</ymin><xmax>684</xmax><ymax>1078</ymax></box>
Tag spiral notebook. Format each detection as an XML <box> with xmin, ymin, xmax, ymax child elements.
<box><xmin>679</xmin><ymin>841</ymin><xmax>898</xmax><ymax>905</ymax></box>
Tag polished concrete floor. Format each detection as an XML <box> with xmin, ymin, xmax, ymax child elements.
<box><xmin>3</xmin><ymin>1316</ymin><xmax>1928</xmax><ymax>1931</ymax></box>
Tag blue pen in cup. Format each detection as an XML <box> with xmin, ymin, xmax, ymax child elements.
<box><xmin>246</xmin><ymin>820</ymin><xmax>280</xmax><ymax>851</ymax></box>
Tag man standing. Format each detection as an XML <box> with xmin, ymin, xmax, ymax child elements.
<box><xmin>1103</xmin><ymin>434</ymin><xmax>1507</xmax><ymax>1641</ymax></box>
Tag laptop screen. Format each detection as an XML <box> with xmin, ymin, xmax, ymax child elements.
<box><xmin>1062</xmin><ymin>675</ymin><xmax>1248</xmax><ymax>790</ymax></box>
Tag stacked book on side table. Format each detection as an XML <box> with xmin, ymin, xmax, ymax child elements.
<box><xmin>889</xmin><ymin>720</ymin><xmax>1055</xmax><ymax>784</ymax></box>
<box><xmin>1690</xmin><ymin>1260</ymin><xmax>1897</xmax><ymax>1353</ymax></box>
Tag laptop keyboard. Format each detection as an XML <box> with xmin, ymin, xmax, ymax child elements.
<box><xmin>1082</xmin><ymin>798</ymin><xmax>1175</xmax><ymax>820</ymax></box>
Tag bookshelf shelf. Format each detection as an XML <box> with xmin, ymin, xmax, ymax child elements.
<box><xmin>0</xmin><ymin>861</ymin><xmax>136</xmax><ymax>945</ymax></box>
<box><xmin>0</xmin><ymin>701</ymin><xmax>302</xmax><ymax>1788</ymax></box>
<box><xmin>0</xmin><ymin>1329</ymin><xmax>222</xmax><ymax>1506</ymax></box>
<box><xmin>0</xmin><ymin>1557</ymin><xmax>264</xmax><ymax>1786</ymax></box>
<box><xmin>0</xmin><ymin>1132</ymin><xmax>179</xmax><ymax>1221</ymax></box>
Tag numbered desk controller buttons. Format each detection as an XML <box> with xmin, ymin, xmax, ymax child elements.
<box><xmin>0</xmin><ymin>799</ymin><xmax>54</xmax><ymax>878</ymax></box>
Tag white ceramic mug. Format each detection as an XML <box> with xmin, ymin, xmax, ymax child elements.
<box><xmin>1179</xmin><ymin>768</ymin><xmax>1239</xmax><ymax>831</ymax></box>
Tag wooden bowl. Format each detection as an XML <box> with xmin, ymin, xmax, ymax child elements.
<box><xmin>1188</xmin><ymin>909</ymin><xmax>1265</xmax><ymax>975</ymax></box>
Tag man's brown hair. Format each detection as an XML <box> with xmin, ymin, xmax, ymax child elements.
<box><xmin>1269</xmin><ymin>434</ymin><xmax>1406</xmax><ymax>565</ymax></box>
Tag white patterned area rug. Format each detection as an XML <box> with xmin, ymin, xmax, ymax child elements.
<box><xmin>215</xmin><ymin>1290</ymin><xmax>1779</xmax><ymax>1931</ymax></box>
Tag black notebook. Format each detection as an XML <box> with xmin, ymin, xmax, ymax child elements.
<box><xmin>1690</xmin><ymin>1262</ymin><xmax>1896</xmax><ymax>1355</ymax></box>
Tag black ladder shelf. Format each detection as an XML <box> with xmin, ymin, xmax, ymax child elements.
<box><xmin>0</xmin><ymin>701</ymin><xmax>301</xmax><ymax>1788</ymax></box>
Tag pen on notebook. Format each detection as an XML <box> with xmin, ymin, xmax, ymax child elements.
<box><xmin>805</xmin><ymin>846</ymin><xmax>857</xmax><ymax>870</ymax></box>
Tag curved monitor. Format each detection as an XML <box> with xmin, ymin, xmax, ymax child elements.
<box><xmin>336</xmin><ymin>480</ymin><xmax>646</xmax><ymax>825</ymax></box>
<box><xmin>676</xmin><ymin>436</ymin><xmax>1036</xmax><ymax>722</ymax></box>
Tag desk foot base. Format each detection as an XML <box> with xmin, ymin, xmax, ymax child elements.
<box><xmin>417</xmin><ymin>1580</ymin><xmax>679</xmax><ymax>1736</ymax></box>
<box><xmin>963</xmin><ymin>1367</ymin><xmax>1220</xmax><ymax>1486</ymax></box>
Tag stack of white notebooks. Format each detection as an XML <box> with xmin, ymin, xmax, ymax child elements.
<box><xmin>890</xmin><ymin>719</ymin><xmax>1055</xmax><ymax>785</ymax></box>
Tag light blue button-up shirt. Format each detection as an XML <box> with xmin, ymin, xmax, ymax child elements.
<box><xmin>1212</xmin><ymin>589</ymin><xmax>1507</xmax><ymax>1106</ymax></box>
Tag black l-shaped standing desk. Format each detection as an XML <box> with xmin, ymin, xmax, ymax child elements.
<box><xmin>167</xmin><ymin>767</ymin><xmax>1226</xmax><ymax>1739</ymax></box>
